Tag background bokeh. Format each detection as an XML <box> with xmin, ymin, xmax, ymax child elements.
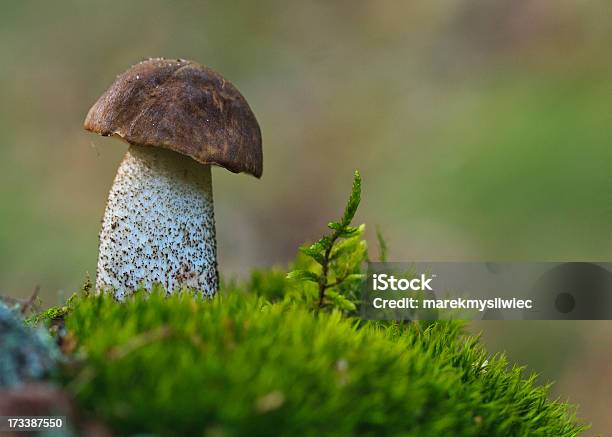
<box><xmin>1</xmin><ymin>0</ymin><xmax>610</xmax><ymax>433</ymax></box>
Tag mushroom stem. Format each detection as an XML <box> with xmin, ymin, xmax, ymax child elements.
<box><xmin>96</xmin><ymin>145</ymin><xmax>218</xmax><ymax>300</ymax></box>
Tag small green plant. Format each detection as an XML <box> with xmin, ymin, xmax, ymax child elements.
<box><xmin>25</xmin><ymin>305</ymin><xmax>70</xmax><ymax>326</ymax></box>
<box><xmin>375</xmin><ymin>224</ymin><xmax>388</xmax><ymax>263</ymax></box>
<box><xmin>287</xmin><ymin>171</ymin><xmax>367</xmax><ymax>312</ymax></box>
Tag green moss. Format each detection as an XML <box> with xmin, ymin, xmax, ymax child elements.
<box><xmin>58</xmin><ymin>287</ymin><xmax>584</xmax><ymax>436</ymax></box>
<box><xmin>25</xmin><ymin>304</ymin><xmax>70</xmax><ymax>326</ymax></box>
<box><xmin>244</xmin><ymin>268</ymin><xmax>288</xmax><ymax>302</ymax></box>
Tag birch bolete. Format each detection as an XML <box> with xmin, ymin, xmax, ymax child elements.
<box><xmin>84</xmin><ymin>58</ymin><xmax>262</xmax><ymax>299</ymax></box>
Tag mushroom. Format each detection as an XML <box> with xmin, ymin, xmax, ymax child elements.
<box><xmin>84</xmin><ymin>58</ymin><xmax>262</xmax><ymax>299</ymax></box>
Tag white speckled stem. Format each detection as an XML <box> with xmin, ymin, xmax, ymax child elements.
<box><xmin>96</xmin><ymin>145</ymin><xmax>218</xmax><ymax>300</ymax></box>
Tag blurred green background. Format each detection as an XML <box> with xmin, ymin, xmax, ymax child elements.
<box><xmin>0</xmin><ymin>0</ymin><xmax>610</xmax><ymax>434</ymax></box>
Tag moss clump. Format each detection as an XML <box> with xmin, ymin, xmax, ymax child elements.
<box><xmin>57</xmin><ymin>288</ymin><xmax>584</xmax><ymax>436</ymax></box>
<box><xmin>25</xmin><ymin>304</ymin><xmax>70</xmax><ymax>326</ymax></box>
<box><xmin>0</xmin><ymin>302</ymin><xmax>60</xmax><ymax>388</ymax></box>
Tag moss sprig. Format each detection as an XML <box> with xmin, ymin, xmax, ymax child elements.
<box><xmin>287</xmin><ymin>171</ymin><xmax>367</xmax><ymax>312</ymax></box>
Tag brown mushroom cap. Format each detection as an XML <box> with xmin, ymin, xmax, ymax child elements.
<box><xmin>84</xmin><ymin>58</ymin><xmax>262</xmax><ymax>178</ymax></box>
